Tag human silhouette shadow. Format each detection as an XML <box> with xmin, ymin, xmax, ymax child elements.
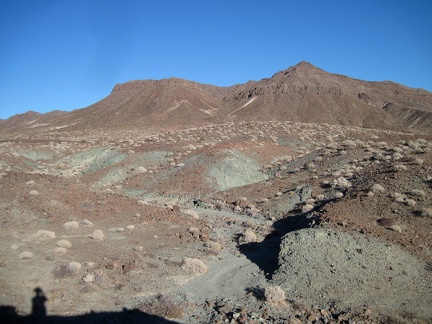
<box><xmin>31</xmin><ymin>287</ymin><xmax>47</xmax><ymax>321</ymax></box>
<box><xmin>0</xmin><ymin>287</ymin><xmax>180</xmax><ymax>324</ymax></box>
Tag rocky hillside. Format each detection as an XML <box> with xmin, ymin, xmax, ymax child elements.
<box><xmin>1</xmin><ymin>62</ymin><xmax>431</xmax><ymax>135</ymax></box>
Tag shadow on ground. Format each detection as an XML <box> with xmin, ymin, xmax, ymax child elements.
<box><xmin>0</xmin><ymin>287</ymin><xmax>179</xmax><ymax>324</ymax></box>
<box><xmin>239</xmin><ymin>212</ymin><xmax>316</xmax><ymax>280</ymax></box>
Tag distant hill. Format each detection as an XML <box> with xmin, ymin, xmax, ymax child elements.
<box><xmin>1</xmin><ymin>62</ymin><xmax>431</xmax><ymax>135</ymax></box>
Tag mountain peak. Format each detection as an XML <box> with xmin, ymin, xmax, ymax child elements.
<box><xmin>3</xmin><ymin>61</ymin><xmax>431</xmax><ymax>134</ymax></box>
<box><xmin>294</xmin><ymin>61</ymin><xmax>316</xmax><ymax>68</ymax></box>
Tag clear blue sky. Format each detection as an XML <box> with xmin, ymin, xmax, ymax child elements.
<box><xmin>1</xmin><ymin>0</ymin><xmax>431</xmax><ymax>120</ymax></box>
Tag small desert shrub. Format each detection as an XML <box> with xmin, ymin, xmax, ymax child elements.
<box><xmin>331</xmin><ymin>177</ymin><xmax>352</xmax><ymax>189</ymax></box>
<box><xmin>315</xmin><ymin>194</ymin><xmax>325</xmax><ymax>201</ymax></box>
<box><xmin>335</xmin><ymin>192</ymin><xmax>344</xmax><ymax>198</ymax></box>
<box><xmin>90</xmin><ymin>229</ymin><xmax>105</xmax><ymax>240</ymax></box>
<box><xmin>265</xmin><ymin>286</ymin><xmax>287</xmax><ymax>306</ymax></box>
<box><xmin>393</xmin><ymin>152</ymin><xmax>403</xmax><ymax>160</ymax></box>
<box><xmin>405</xmin><ymin>199</ymin><xmax>417</xmax><ymax>207</ymax></box>
<box><xmin>372</xmin><ymin>184</ymin><xmax>385</xmax><ymax>193</ymax></box>
<box><xmin>393</xmin><ymin>192</ymin><xmax>407</xmax><ymax>203</ymax></box>
<box><xmin>341</xmin><ymin>140</ymin><xmax>356</xmax><ymax>147</ymax></box>
<box><xmin>19</xmin><ymin>251</ymin><xmax>34</xmax><ymax>259</ymax></box>
<box><xmin>189</xmin><ymin>226</ymin><xmax>200</xmax><ymax>238</ymax></box>
<box><xmin>305</xmin><ymin>198</ymin><xmax>315</xmax><ymax>205</ymax></box>
<box><xmin>82</xmin><ymin>219</ymin><xmax>93</xmax><ymax>226</ymax></box>
<box><xmin>36</xmin><ymin>230</ymin><xmax>56</xmax><ymax>240</ymax></box>
<box><xmin>421</xmin><ymin>208</ymin><xmax>432</xmax><ymax>218</ymax></box>
<box><xmin>205</xmin><ymin>241</ymin><xmax>222</xmax><ymax>254</ymax></box>
<box><xmin>322</xmin><ymin>180</ymin><xmax>330</xmax><ymax>187</ymax></box>
<box><xmin>213</xmin><ymin>200</ymin><xmax>228</xmax><ymax>210</ymax></box>
<box><xmin>68</xmin><ymin>262</ymin><xmax>82</xmax><ymax>272</ymax></box>
<box><xmin>182</xmin><ymin>209</ymin><xmax>199</xmax><ymax>219</ymax></box>
<box><xmin>409</xmin><ymin>189</ymin><xmax>425</xmax><ymax>197</ymax></box>
<box><xmin>394</xmin><ymin>164</ymin><xmax>407</xmax><ymax>171</ymax></box>
<box><xmin>137</xmin><ymin>166</ymin><xmax>147</xmax><ymax>173</ymax></box>
<box><xmin>82</xmin><ymin>273</ymin><xmax>95</xmax><ymax>283</ymax></box>
<box><xmin>52</xmin><ymin>264</ymin><xmax>74</xmax><ymax>278</ymax></box>
<box><xmin>63</xmin><ymin>221</ymin><xmax>79</xmax><ymax>230</ymax></box>
<box><xmin>56</xmin><ymin>239</ymin><xmax>72</xmax><ymax>248</ymax></box>
<box><xmin>29</xmin><ymin>190</ymin><xmax>39</xmax><ymax>196</ymax></box>
<box><xmin>181</xmin><ymin>258</ymin><xmax>208</xmax><ymax>275</ymax></box>
<box><xmin>54</xmin><ymin>247</ymin><xmax>67</xmax><ymax>254</ymax></box>
<box><xmin>302</xmin><ymin>204</ymin><xmax>314</xmax><ymax>213</ymax></box>
<box><xmin>413</xmin><ymin>158</ymin><xmax>424</xmax><ymax>165</ymax></box>
<box><xmin>305</xmin><ymin>163</ymin><xmax>316</xmax><ymax>170</ymax></box>
<box><xmin>239</xmin><ymin>229</ymin><xmax>257</xmax><ymax>244</ymax></box>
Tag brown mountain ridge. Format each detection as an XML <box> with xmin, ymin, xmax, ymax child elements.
<box><xmin>1</xmin><ymin>61</ymin><xmax>431</xmax><ymax>134</ymax></box>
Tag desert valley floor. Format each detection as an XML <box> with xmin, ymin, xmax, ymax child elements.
<box><xmin>0</xmin><ymin>120</ymin><xmax>431</xmax><ymax>323</ymax></box>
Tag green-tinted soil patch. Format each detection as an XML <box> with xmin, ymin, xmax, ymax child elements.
<box><xmin>208</xmin><ymin>150</ymin><xmax>268</xmax><ymax>191</ymax></box>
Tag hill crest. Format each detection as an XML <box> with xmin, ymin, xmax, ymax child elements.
<box><xmin>1</xmin><ymin>62</ymin><xmax>431</xmax><ymax>134</ymax></box>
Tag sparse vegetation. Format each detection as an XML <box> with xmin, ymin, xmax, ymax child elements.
<box><xmin>264</xmin><ymin>285</ymin><xmax>287</xmax><ymax>306</ymax></box>
<box><xmin>372</xmin><ymin>184</ymin><xmax>385</xmax><ymax>193</ymax></box>
<box><xmin>90</xmin><ymin>229</ymin><xmax>105</xmax><ymax>240</ymax></box>
<box><xmin>239</xmin><ymin>229</ymin><xmax>257</xmax><ymax>244</ymax></box>
<box><xmin>1</xmin><ymin>109</ymin><xmax>431</xmax><ymax>322</ymax></box>
<box><xmin>181</xmin><ymin>258</ymin><xmax>208</xmax><ymax>275</ymax></box>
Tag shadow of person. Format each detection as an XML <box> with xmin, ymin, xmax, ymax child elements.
<box><xmin>31</xmin><ymin>287</ymin><xmax>47</xmax><ymax>321</ymax></box>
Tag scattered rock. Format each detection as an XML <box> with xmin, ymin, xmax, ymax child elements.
<box><xmin>377</xmin><ymin>217</ymin><xmax>397</xmax><ymax>227</ymax></box>
<box><xmin>173</xmin><ymin>205</ymin><xmax>181</xmax><ymax>213</ymax></box>
<box><xmin>122</xmin><ymin>260</ymin><xmax>137</xmax><ymax>273</ymax></box>
<box><xmin>105</xmin><ymin>262</ymin><xmax>118</xmax><ymax>270</ymax></box>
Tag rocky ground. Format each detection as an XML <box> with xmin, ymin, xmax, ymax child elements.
<box><xmin>0</xmin><ymin>121</ymin><xmax>431</xmax><ymax>323</ymax></box>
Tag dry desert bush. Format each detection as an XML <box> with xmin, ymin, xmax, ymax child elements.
<box><xmin>63</xmin><ymin>221</ymin><xmax>79</xmax><ymax>230</ymax></box>
<box><xmin>331</xmin><ymin>177</ymin><xmax>352</xmax><ymax>189</ymax></box>
<box><xmin>52</xmin><ymin>264</ymin><xmax>74</xmax><ymax>278</ymax></box>
<box><xmin>205</xmin><ymin>241</ymin><xmax>222</xmax><ymax>254</ymax></box>
<box><xmin>90</xmin><ymin>229</ymin><xmax>105</xmax><ymax>240</ymax></box>
<box><xmin>239</xmin><ymin>229</ymin><xmax>257</xmax><ymax>244</ymax></box>
<box><xmin>421</xmin><ymin>208</ymin><xmax>432</xmax><ymax>218</ymax></box>
<box><xmin>302</xmin><ymin>203</ymin><xmax>314</xmax><ymax>213</ymax></box>
<box><xmin>19</xmin><ymin>251</ymin><xmax>34</xmax><ymax>259</ymax></box>
<box><xmin>264</xmin><ymin>285</ymin><xmax>287</xmax><ymax>306</ymax></box>
<box><xmin>371</xmin><ymin>184</ymin><xmax>385</xmax><ymax>193</ymax></box>
<box><xmin>181</xmin><ymin>257</ymin><xmax>208</xmax><ymax>275</ymax></box>
<box><xmin>35</xmin><ymin>230</ymin><xmax>56</xmax><ymax>239</ymax></box>
<box><xmin>56</xmin><ymin>239</ymin><xmax>72</xmax><ymax>248</ymax></box>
